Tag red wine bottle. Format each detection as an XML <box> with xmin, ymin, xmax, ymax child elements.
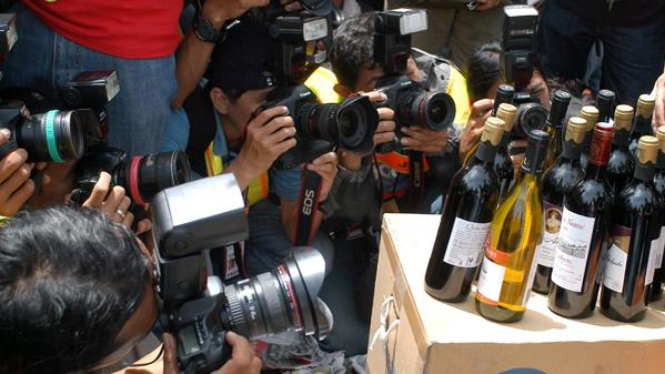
<box><xmin>601</xmin><ymin>136</ymin><xmax>660</xmax><ymax>322</ymax></box>
<box><xmin>607</xmin><ymin>105</ymin><xmax>636</xmax><ymax>198</ymax></box>
<box><xmin>649</xmin><ymin>126</ymin><xmax>665</xmax><ymax>301</ymax></box>
<box><xmin>532</xmin><ymin>117</ymin><xmax>587</xmax><ymax>294</ymax></box>
<box><xmin>628</xmin><ymin>95</ymin><xmax>656</xmax><ymax>157</ymax></box>
<box><xmin>548</xmin><ymin>122</ymin><xmax>614</xmax><ymax>318</ymax></box>
<box><xmin>425</xmin><ymin>118</ymin><xmax>505</xmax><ymax>302</ymax></box>
<box><xmin>579</xmin><ymin>106</ymin><xmax>600</xmax><ymax>171</ymax></box>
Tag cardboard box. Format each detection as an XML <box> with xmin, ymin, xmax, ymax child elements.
<box><xmin>367</xmin><ymin>214</ymin><xmax>665</xmax><ymax>374</ymax></box>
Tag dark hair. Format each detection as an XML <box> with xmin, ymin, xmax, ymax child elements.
<box><xmin>0</xmin><ymin>205</ymin><xmax>149</xmax><ymax>374</ymax></box>
<box><xmin>329</xmin><ymin>12</ymin><xmax>378</xmax><ymax>90</ymax></box>
<box><xmin>465</xmin><ymin>41</ymin><xmax>501</xmax><ymax>102</ymax></box>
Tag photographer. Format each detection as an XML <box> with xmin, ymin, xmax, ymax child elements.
<box><xmin>0</xmin><ymin>205</ymin><xmax>261</xmax><ymax>374</ymax></box>
<box><xmin>0</xmin><ymin>0</ymin><xmax>278</xmax><ymax>156</ymax></box>
<box><xmin>329</xmin><ymin>11</ymin><xmax>471</xmax><ymax>216</ymax></box>
<box><xmin>164</xmin><ymin>22</ymin><xmax>337</xmax><ymax>276</ymax></box>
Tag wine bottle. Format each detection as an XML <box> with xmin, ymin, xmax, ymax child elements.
<box><xmin>601</xmin><ymin>136</ymin><xmax>660</xmax><ymax>322</ymax></box>
<box><xmin>606</xmin><ymin>105</ymin><xmax>636</xmax><ymax>198</ymax></box>
<box><xmin>494</xmin><ymin>103</ymin><xmax>518</xmax><ymax>205</ymax></box>
<box><xmin>475</xmin><ymin>130</ymin><xmax>549</xmax><ymax>323</ymax></box>
<box><xmin>492</xmin><ymin>84</ymin><xmax>516</xmax><ymax>117</ymax></box>
<box><xmin>579</xmin><ymin>106</ymin><xmax>600</xmax><ymax>171</ymax></box>
<box><xmin>532</xmin><ymin>117</ymin><xmax>587</xmax><ymax>295</ymax></box>
<box><xmin>628</xmin><ymin>95</ymin><xmax>656</xmax><ymax>157</ymax></box>
<box><xmin>543</xmin><ymin>90</ymin><xmax>572</xmax><ymax>172</ymax></box>
<box><xmin>425</xmin><ymin>118</ymin><xmax>505</xmax><ymax>302</ymax></box>
<box><xmin>548</xmin><ymin>122</ymin><xmax>614</xmax><ymax>318</ymax></box>
<box><xmin>596</xmin><ymin>89</ymin><xmax>616</xmax><ymax>123</ymax></box>
<box><xmin>649</xmin><ymin>126</ymin><xmax>665</xmax><ymax>301</ymax></box>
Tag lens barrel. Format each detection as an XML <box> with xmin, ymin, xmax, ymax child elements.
<box><xmin>18</xmin><ymin>110</ymin><xmax>84</xmax><ymax>162</ymax></box>
<box><xmin>397</xmin><ymin>89</ymin><xmax>455</xmax><ymax>131</ymax></box>
<box><xmin>514</xmin><ymin>102</ymin><xmax>548</xmax><ymax>138</ymax></box>
<box><xmin>124</xmin><ymin>151</ymin><xmax>192</xmax><ymax>206</ymax></box>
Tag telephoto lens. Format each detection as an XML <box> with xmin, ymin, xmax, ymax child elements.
<box><xmin>513</xmin><ymin>102</ymin><xmax>548</xmax><ymax>139</ymax></box>
<box><xmin>123</xmin><ymin>151</ymin><xmax>192</xmax><ymax>206</ymax></box>
<box><xmin>18</xmin><ymin>110</ymin><xmax>85</xmax><ymax>162</ymax></box>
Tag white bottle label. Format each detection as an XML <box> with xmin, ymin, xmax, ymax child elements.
<box><xmin>477</xmin><ymin>257</ymin><xmax>506</xmax><ymax>303</ymax></box>
<box><xmin>603</xmin><ymin>224</ymin><xmax>631</xmax><ymax>293</ymax></box>
<box><xmin>656</xmin><ymin>226</ymin><xmax>665</xmax><ymax>270</ymax></box>
<box><xmin>551</xmin><ymin>208</ymin><xmax>596</xmax><ymax>292</ymax></box>
<box><xmin>536</xmin><ymin>202</ymin><xmax>562</xmax><ymax>268</ymax></box>
<box><xmin>443</xmin><ymin>218</ymin><xmax>491</xmax><ymax>268</ymax></box>
<box><xmin>646</xmin><ymin>237</ymin><xmax>659</xmax><ymax>285</ymax></box>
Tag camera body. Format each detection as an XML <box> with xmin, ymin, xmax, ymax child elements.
<box><xmin>375</xmin><ymin>75</ymin><xmax>456</xmax><ymax>153</ymax></box>
<box><xmin>501</xmin><ymin>5</ymin><xmax>547</xmax><ymax>139</ymax></box>
<box><xmin>0</xmin><ymin>12</ymin><xmax>17</xmax><ymax>55</ymax></box>
<box><xmin>264</xmin><ymin>84</ymin><xmax>378</xmax><ymax>170</ymax></box>
<box><xmin>152</xmin><ymin>174</ymin><xmax>331</xmax><ymax>374</ymax></box>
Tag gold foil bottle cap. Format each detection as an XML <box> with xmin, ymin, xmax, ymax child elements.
<box><xmin>613</xmin><ymin>104</ymin><xmax>634</xmax><ymax>130</ymax></box>
<box><xmin>482</xmin><ymin>117</ymin><xmax>505</xmax><ymax>146</ymax></box>
<box><xmin>637</xmin><ymin>94</ymin><xmax>656</xmax><ymax>117</ymax></box>
<box><xmin>656</xmin><ymin>126</ymin><xmax>665</xmax><ymax>153</ymax></box>
<box><xmin>565</xmin><ymin>117</ymin><xmax>587</xmax><ymax>144</ymax></box>
<box><xmin>637</xmin><ymin>136</ymin><xmax>659</xmax><ymax>164</ymax></box>
<box><xmin>579</xmin><ymin>106</ymin><xmax>599</xmax><ymax>132</ymax></box>
<box><xmin>496</xmin><ymin>103</ymin><xmax>517</xmax><ymax>132</ymax></box>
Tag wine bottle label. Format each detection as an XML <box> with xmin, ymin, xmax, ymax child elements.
<box><xmin>656</xmin><ymin>226</ymin><xmax>665</xmax><ymax>270</ymax></box>
<box><xmin>646</xmin><ymin>238</ymin><xmax>659</xmax><ymax>285</ymax></box>
<box><xmin>551</xmin><ymin>208</ymin><xmax>596</xmax><ymax>292</ymax></box>
<box><xmin>536</xmin><ymin>201</ymin><xmax>562</xmax><ymax>268</ymax></box>
<box><xmin>477</xmin><ymin>256</ymin><xmax>506</xmax><ymax>303</ymax></box>
<box><xmin>442</xmin><ymin>218</ymin><xmax>491</xmax><ymax>268</ymax></box>
<box><xmin>603</xmin><ymin>224</ymin><xmax>631</xmax><ymax>293</ymax></box>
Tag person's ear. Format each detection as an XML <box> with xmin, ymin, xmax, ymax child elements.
<box><xmin>210</xmin><ymin>88</ymin><xmax>231</xmax><ymax>115</ymax></box>
<box><xmin>333</xmin><ymin>83</ymin><xmax>353</xmax><ymax>98</ymax></box>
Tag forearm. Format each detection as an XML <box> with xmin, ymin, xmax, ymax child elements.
<box><xmin>172</xmin><ymin>5</ymin><xmax>229</xmax><ymax>108</ymax></box>
<box><xmin>338</xmin><ymin>150</ymin><xmax>363</xmax><ymax>171</ymax></box>
<box><xmin>224</xmin><ymin>158</ymin><xmax>258</xmax><ymax>193</ymax></box>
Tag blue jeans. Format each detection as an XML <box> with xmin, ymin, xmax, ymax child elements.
<box><xmin>1</xmin><ymin>4</ymin><xmax>177</xmax><ymax>156</ymax></box>
<box><xmin>538</xmin><ymin>0</ymin><xmax>665</xmax><ymax>105</ymax></box>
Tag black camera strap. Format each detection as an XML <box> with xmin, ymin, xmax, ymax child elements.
<box><xmin>405</xmin><ymin>150</ymin><xmax>425</xmax><ymax>212</ymax></box>
<box><xmin>295</xmin><ymin>169</ymin><xmax>323</xmax><ymax>246</ymax></box>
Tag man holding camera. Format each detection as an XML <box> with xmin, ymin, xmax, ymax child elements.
<box><xmin>164</xmin><ymin>21</ymin><xmax>337</xmax><ymax>277</ymax></box>
<box><xmin>0</xmin><ymin>205</ymin><xmax>262</xmax><ymax>374</ymax></box>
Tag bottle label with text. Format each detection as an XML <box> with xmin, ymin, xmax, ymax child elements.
<box><xmin>477</xmin><ymin>255</ymin><xmax>506</xmax><ymax>303</ymax></box>
<box><xmin>646</xmin><ymin>237</ymin><xmax>659</xmax><ymax>285</ymax></box>
<box><xmin>603</xmin><ymin>224</ymin><xmax>631</xmax><ymax>293</ymax></box>
<box><xmin>443</xmin><ymin>218</ymin><xmax>491</xmax><ymax>268</ymax></box>
<box><xmin>655</xmin><ymin>226</ymin><xmax>665</xmax><ymax>270</ymax></box>
<box><xmin>551</xmin><ymin>208</ymin><xmax>596</xmax><ymax>292</ymax></box>
<box><xmin>536</xmin><ymin>201</ymin><xmax>562</xmax><ymax>268</ymax></box>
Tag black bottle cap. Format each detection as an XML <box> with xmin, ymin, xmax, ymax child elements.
<box><xmin>548</xmin><ymin>90</ymin><xmax>572</xmax><ymax>129</ymax></box>
<box><xmin>522</xmin><ymin>129</ymin><xmax>550</xmax><ymax>174</ymax></box>
<box><xmin>598</xmin><ymin>89</ymin><xmax>616</xmax><ymax>102</ymax></box>
<box><xmin>492</xmin><ymin>84</ymin><xmax>516</xmax><ymax>116</ymax></box>
<box><xmin>597</xmin><ymin>89</ymin><xmax>616</xmax><ymax>122</ymax></box>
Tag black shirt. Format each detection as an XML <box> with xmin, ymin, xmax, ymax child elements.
<box><xmin>556</xmin><ymin>0</ymin><xmax>665</xmax><ymax>27</ymax></box>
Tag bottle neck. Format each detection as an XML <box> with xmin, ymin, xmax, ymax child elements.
<box><xmin>561</xmin><ymin>140</ymin><xmax>582</xmax><ymax>162</ymax></box>
<box><xmin>633</xmin><ymin>115</ymin><xmax>653</xmax><ymax>137</ymax></box>
<box><xmin>474</xmin><ymin>140</ymin><xmax>498</xmax><ymax>165</ymax></box>
<box><xmin>634</xmin><ymin>161</ymin><xmax>656</xmax><ymax>182</ymax></box>
<box><xmin>499</xmin><ymin>132</ymin><xmax>511</xmax><ymax>149</ymax></box>
<box><xmin>613</xmin><ymin>129</ymin><xmax>630</xmax><ymax>148</ymax></box>
<box><xmin>582</xmin><ymin>131</ymin><xmax>593</xmax><ymax>153</ymax></box>
<box><xmin>657</xmin><ymin>151</ymin><xmax>665</xmax><ymax>170</ymax></box>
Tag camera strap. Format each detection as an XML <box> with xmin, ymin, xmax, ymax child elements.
<box><xmin>295</xmin><ymin>169</ymin><xmax>323</xmax><ymax>246</ymax></box>
<box><xmin>405</xmin><ymin>151</ymin><xmax>425</xmax><ymax>212</ymax></box>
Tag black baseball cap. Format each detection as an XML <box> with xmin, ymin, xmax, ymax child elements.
<box><xmin>206</xmin><ymin>22</ymin><xmax>276</xmax><ymax>91</ymax></box>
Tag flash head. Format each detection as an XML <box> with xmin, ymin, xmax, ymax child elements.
<box><xmin>0</xmin><ymin>13</ymin><xmax>17</xmax><ymax>55</ymax></box>
<box><xmin>61</xmin><ymin>70</ymin><xmax>120</xmax><ymax>109</ymax></box>
<box><xmin>152</xmin><ymin>173</ymin><xmax>248</xmax><ymax>258</ymax></box>
<box><xmin>375</xmin><ymin>8</ymin><xmax>428</xmax><ymax>35</ymax></box>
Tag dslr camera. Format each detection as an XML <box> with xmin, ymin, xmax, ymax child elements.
<box><xmin>373</xmin><ymin>9</ymin><xmax>456</xmax><ymax>153</ymax></box>
<box><xmin>261</xmin><ymin>84</ymin><xmax>379</xmax><ymax>170</ymax></box>
<box><xmin>152</xmin><ymin>174</ymin><xmax>332</xmax><ymax>374</ymax></box>
<box><xmin>500</xmin><ymin>5</ymin><xmax>547</xmax><ymax>139</ymax></box>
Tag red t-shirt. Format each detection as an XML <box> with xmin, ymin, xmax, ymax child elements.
<box><xmin>22</xmin><ymin>0</ymin><xmax>182</xmax><ymax>59</ymax></box>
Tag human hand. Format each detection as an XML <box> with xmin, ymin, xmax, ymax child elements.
<box><xmin>82</xmin><ymin>172</ymin><xmax>134</xmax><ymax>228</ymax></box>
<box><xmin>0</xmin><ymin>129</ymin><xmax>35</xmax><ymax>216</ymax></box>
<box><xmin>234</xmin><ymin>106</ymin><xmax>297</xmax><ymax>184</ymax></box>
<box><xmin>365</xmin><ymin>91</ymin><xmax>397</xmax><ymax>147</ymax></box>
<box><xmin>652</xmin><ymin>71</ymin><xmax>665</xmax><ymax>132</ymax></box>
<box><xmin>400</xmin><ymin>126</ymin><xmax>450</xmax><ymax>153</ymax></box>
<box><xmin>306</xmin><ymin>152</ymin><xmax>338</xmax><ymax>202</ymax></box>
<box><xmin>474</xmin><ymin>0</ymin><xmax>502</xmax><ymax>11</ymax></box>
<box><xmin>459</xmin><ymin>99</ymin><xmax>493</xmax><ymax>161</ymax></box>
